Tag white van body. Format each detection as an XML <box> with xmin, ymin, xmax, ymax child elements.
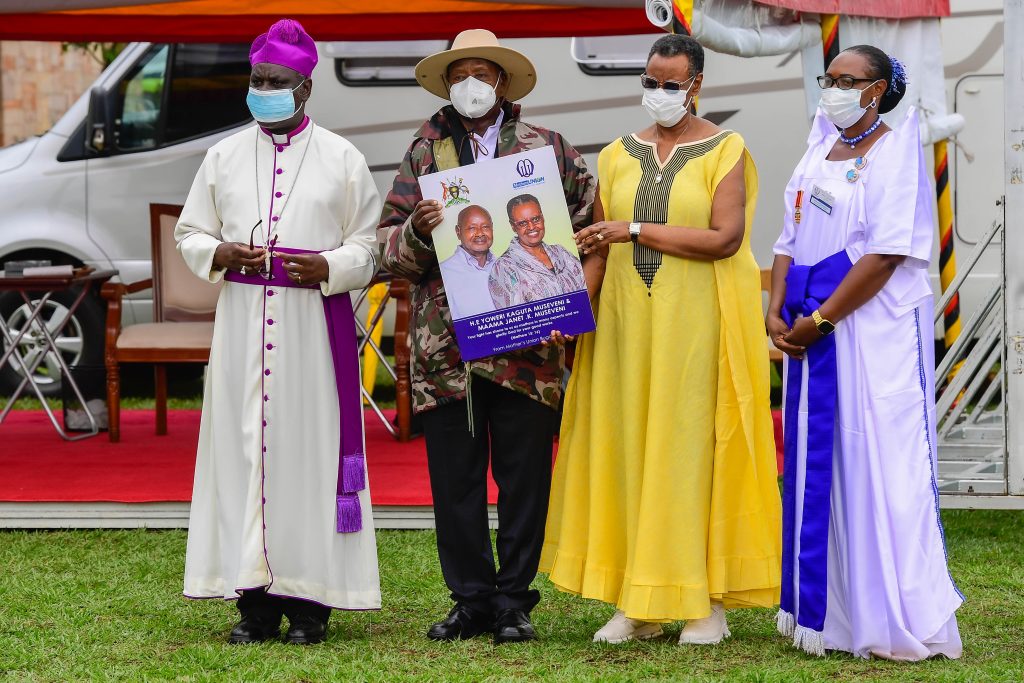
<box><xmin>0</xmin><ymin>1</ymin><xmax>1004</xmax><ymax>394</ymax></box>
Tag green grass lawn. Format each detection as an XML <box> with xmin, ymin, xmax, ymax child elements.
<box><xmin>1</xmin><ymin>510</ymin><xmax>1021</xmax><ymax>682</ymax></box>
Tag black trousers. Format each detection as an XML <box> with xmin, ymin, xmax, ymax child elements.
<box><xmin>421</xmin><ymin>379</ymin><xmax>555</xmax><ymax>615</ymax></box>
<box><xmin>237</xmin><ymin>588</ymin><xmax>331</xmax><ymax>625</ymax></box>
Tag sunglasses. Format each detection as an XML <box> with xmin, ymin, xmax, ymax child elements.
<box><xmin>248</xmin><ymin>219</ymin><xmax>273</xmax><ymax>280</ymax></box>
<box><xmin>640</xmin><ymin>73</ymin><xmax>694</xmax><ymax>92</ymax></box>
<box><xmin>817</xmin><ymin>75</ymin><xmax>876</xmax><ymax>90</ymax></box>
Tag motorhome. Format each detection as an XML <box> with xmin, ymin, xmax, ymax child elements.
<box><xmin>0</xmin><ymin>0</ymin><xmax>1004</xmax><ymax>395</ymax></box>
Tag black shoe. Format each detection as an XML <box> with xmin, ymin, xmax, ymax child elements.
<box><xmin>285</xmin><ymin>616</ymin><xmax>328</xmax><ymax>645</ymax></box>
<box><xmin>228</xmin><ymin>617</ymin><xmax>281</xmax><ymax>644</ymax></box>
<box><xmin>427</xmin><ymin>604</ymin><xmax>494</xmax><ymax>641</ymax></box>
<box><xmin>493</xmin><ymin>608</ymin><xmax>537</xmax><ymax>644</ymax></box>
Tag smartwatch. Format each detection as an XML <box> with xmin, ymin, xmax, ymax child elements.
<box><xmin>629</xmin><ymin>222</ymin><xmax>642</xmax><ymax>243</ymax></box>
<box><xmin>811</xmin><ymin>309</ymin><xmax>835</xmax><ymax>335</ymax></box>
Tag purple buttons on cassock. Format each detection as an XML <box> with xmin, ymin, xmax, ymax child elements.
<box><xmin>275</xmin><ymin>191</ymin><xmax>283</xmax><ymax>198</ymax></box>
<box><xmin>276</xmin><ymin>145</ymin><xmax>284</xmax><ymax>152</ymax></box>
<box><xmin>267</xmin><ymin>319</ymin><xmax>274</xmax><ymax>325</ymax></box>
<box><xmin>276</xmin><ymin>168</ymin><xmax>283</xmax><ymax>175</ymax></box>
<box><xmin>272</xmin><ymin>216</ymin><xmax>279</xmax><ymax>222</ymax></box>
<box><xmin>266</xmin><ymin>343</ymin><xmax>273</xmax><ymax>350</ymax></box>
<box><xmin>264</xmin><ymin>369</ymin><xmax>271</xmax><ymax>376</ymax></box>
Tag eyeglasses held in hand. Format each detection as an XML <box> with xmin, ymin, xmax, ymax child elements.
<box><xmin>816</xmin><ymin>75</ymin><xmax>876</xmax><ymax>90</ymax></box>
<box><xmin>248</xmin><ymin>219</ymin><xmax>273</xmax><ymax>280</ymax></box>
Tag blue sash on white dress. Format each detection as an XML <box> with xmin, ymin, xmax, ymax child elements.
<box><xmin>778</xmin><ymin>250</ymin><xmax>852</xmax><ymax>652</ymax></box>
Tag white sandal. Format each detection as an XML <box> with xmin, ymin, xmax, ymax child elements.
<box><xmin>678</xmin><ymin>603</ymin><xmax>731</xmax><ymax>645</ymax></box>
<box><xmin>593</xmin><ymin>610</ymin><xmax>664</xmax><ymax>644</ymax></box>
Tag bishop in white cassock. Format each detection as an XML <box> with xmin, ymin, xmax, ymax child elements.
<box><xmin>175</xmin><ymin>19</ymin><xmax>381</xmax><ymax>646</ymax></box>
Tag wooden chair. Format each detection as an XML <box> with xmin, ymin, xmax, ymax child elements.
<box><xmin>101</xmin><ymin>204</ymin><xmax>221</xmax><ymax>442</ymax></box>
<box><xmin>761</xmin><ymin>268</ymin><xmax>784</xmax><ymax>364</ymax></box>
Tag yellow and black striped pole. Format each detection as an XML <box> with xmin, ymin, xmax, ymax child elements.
<box><xmin>934</xmin><ymin>140</ymin><xmax>961</xmax><ymax>346</ymax></box>
<box><xmin>669</xmin><ymin>1</ymin><xmax>696</xmax><ymax>111</ymax></box>
<box><xmin>670</xmin><ymin>0</ymin><xmax>694</xmax><ymax>35</ymax></box>
<box><xmin>821</xmin><ymin>13</ymin><xmax>840</xmax><ymax>69</ymax></box>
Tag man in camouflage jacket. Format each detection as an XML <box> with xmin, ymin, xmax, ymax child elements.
<box><xmin>378</xmin><ymin>30</ymin><xmax>595</xmax><ymax>645</ymax></box>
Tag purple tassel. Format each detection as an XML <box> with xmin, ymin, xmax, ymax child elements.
<box><xmin>336</xmin><ymin>493</ymin><xmax>362</xmax><ymax>533</ymax></box>
<box><xmin>341</xmin><ymin>453</ymin><xmax>366</xmax><ymax>493</ymax></box>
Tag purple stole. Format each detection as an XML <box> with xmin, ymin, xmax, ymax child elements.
<box><xmin>779</xmin><ymin>250</ymin><xmax>852</xmax><ymax>640</ymax></box>
<box><xmin>225</xmin><ymin>246</ymin><xmax>366</xmax><ymax>534</ymax></box>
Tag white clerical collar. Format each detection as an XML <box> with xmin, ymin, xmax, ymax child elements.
<box><xmin>259</xmin><ymin>115</ymin><xmax>311</xmax><ymax>147</ymax></box>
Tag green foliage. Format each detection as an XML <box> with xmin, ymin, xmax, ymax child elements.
<box><xmin>0</xmin><ymin>511</ymin><xmax>1022</xmax><ymax>681</ymax></box>
<box><xmin>60</xmin><ymin>42</ymin><xmax>128</xmax><ymax>69</ymax></box>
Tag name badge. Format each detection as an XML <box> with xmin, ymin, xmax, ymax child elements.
<box><xmin>809</xmin><ymin>185</ymin><xmax>834</xmax><ymax>216</ymax></box>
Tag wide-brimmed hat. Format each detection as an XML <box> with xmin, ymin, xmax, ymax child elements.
<box><xmin>415</xmin><ymin>29</ymin><xmax>536</xmax><ymax>102</ymax></box>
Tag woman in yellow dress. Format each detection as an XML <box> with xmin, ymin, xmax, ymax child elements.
<box><xmin>539</xmin><ymin>34</ymin><xmax>781</xmax><ymax>645</ymax></box>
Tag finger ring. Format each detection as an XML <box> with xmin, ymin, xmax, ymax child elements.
<box><xmin>240</xmin><ymin>266</ymin><xmax>247</xmax><ymax>275</ymax></box>
<box><xmin>596</xmin><ymin>233</ymin><xmax>604</xmax><ymax>241</ymax></box>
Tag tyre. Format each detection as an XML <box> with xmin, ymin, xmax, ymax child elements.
<box><xmin>0</xmin><ymin>288</ymin><xmax>106</xmax><ymax>399</ymax></box>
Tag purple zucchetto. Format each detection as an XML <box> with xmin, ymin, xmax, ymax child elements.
<box><xmin>249</xmin><ymin>19</ymin><xmax>318</xmax><ymax>78</ymax></box>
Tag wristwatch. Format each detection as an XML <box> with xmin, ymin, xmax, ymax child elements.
<box><xmin>629</xmin><ymin>222</ymin><xmax>642</xmax><ymax>243</ymax></box>
<box><xmin>811</xmin><ymin>309</ymin><xmax>836</xmax><ymax>335</ymax></box>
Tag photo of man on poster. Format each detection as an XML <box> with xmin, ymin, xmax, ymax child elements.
<box><xmin>439</xmin><ymin>205</ymin><xmax>498</xmax><ymax>319</ymax></box>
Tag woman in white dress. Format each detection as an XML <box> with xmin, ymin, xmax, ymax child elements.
<box><xmin>766</xmin><ymin>45</ymin><xmax>963</xmax><ymax>660</ymax></box>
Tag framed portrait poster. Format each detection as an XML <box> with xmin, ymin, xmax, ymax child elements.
<box><xmin>418</xmin><ymin>146</ymin><xmax>596</xmax><ymax>361</ymax></box>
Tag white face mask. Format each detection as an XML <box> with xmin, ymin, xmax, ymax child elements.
<box><xmin>641</xmin><ymin>77</ymin><xmax>695</xmax><ymax>128</ymax></box>
<box><xmin>819</xmin><ymin>82</ymin><xmax>878</xmax><ymax>129</ymax></box>
<box><xmin>449</xmin><ymin>75</ymin><xmax>500</xmax><ymax>119</ymax></box>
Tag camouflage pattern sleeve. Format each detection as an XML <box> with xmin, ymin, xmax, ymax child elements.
<box><xmin>552</xmin><ymin>132</ymin><xmax>597</xmax><ymax>232</ymax></box>
<box><xmin>377</xmin><ymin>140</ymin><xmax>438</xmax><ymax>283</ymax></box>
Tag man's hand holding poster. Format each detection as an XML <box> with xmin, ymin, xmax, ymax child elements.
<box><xmin>419</xmin><ymin>146</ymin><xmax>596</xmax><ymax>361</ymax></box>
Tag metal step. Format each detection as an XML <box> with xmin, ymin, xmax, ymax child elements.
<box><xmin>936</xmin><ymin>478</ymin><xmax>1008</xmax><ymax>495</ymax></box>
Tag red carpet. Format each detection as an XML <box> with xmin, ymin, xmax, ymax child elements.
<box><xmin>0</xmin><ymin>410</ymin><xmax>783</xmax><ymax>505</ymax></box>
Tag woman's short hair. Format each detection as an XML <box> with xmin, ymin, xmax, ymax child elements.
<box><xmin>647</xmin><ymin>34</ymin><xmax>704</xmax><ymax>78</ymax></box>
<box><xmin>843</xmin><ymin>44</ymin><xmax>908</xmax><ymax>114</ymax></box>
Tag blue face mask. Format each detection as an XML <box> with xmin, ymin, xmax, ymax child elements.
<box><xmin>246</xmin><ymin>81</ymin><xmax>305</xmax><ymax>124</ymax></box>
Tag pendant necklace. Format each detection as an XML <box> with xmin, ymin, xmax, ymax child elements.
<box><xmin>253</xmin><ymin>123</ymin><xmax>315</xmax><ymax>271</ymax></box>
<box><xmin>654</xmin><ymin>118</ymin><xmax>690</xmax><ymax>184</ymax></box>
<box><xmin>839</xmin><ymin>116</ymin><xmax>881</xmax><ymax>149</ymax></box>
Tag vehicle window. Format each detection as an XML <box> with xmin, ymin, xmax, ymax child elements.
<box><xmin>164</xmin><ymin>43</ymin><xmax>252</xmax><ymax>143</ymax></box>
<box><xmin>571</xmin><ymin>35</ymin><xmax>651</xmax><ymax>76</ymax></box>
<box><xmin>325</xmin><ymin>40</ymin><xmax>448</xmax><ymax>86</ymax></box>
<box><xmin>117</xmin><ymin>44</ymin><xmax>169</xmax><ymax>150</ymax></box>
<box><xmin>336</xmin><ymin>56</ymin><xmax>422</xmax><ymax>85</ymax></box>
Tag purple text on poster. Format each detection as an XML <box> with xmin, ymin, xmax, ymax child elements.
<box><xmin>453</xmin><ymin>290</ymin><xmax>595</xmax><ymax>361</ymax></box>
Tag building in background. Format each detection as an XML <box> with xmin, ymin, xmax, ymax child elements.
<box><xmin>0</xmin><ymin>41</ymin><xmax>102</xmax><ymax>146</ymax></box>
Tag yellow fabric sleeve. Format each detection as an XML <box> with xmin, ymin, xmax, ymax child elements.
<box><xmin>707</xmin><ymin>135</ymin><xmax>783</xmax><ymax>608</ymax></box>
